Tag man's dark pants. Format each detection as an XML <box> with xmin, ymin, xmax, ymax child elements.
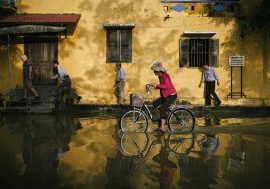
<box><xmin>205</xmin><ymin>81</ymin><xmax>221</xmax><ymax>105</ymax></box>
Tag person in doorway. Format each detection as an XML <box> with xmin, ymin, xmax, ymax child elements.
<box><xmin>150</xmin><ymin>61</ymin><xmax>177</xmax><ymax>133</ymax></box>
<box><xmin>51</xmin><ymin>61</ymin><xmax>81</xmax><ymax>104</ymax></box>
<box><xmin>21</xmin><ymin>54</ymin><xmax>40</xmax><ymax>100</ymax></box>
<box><xmin>199</xmin><ymin>63</ymin><xmax>221</xmax><ymax>106</ymax></box>
<box><xmin>113</xmin><ymin>63</ymin><xmax>125</xmax><ymax>104</ymax></box>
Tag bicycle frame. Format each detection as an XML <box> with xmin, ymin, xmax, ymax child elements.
<box><xmin>134</xmin><ymin>103</ymin><xmax>157</xmax><ymax>123</ymax></box>
<box><xmin>135</xmin><ymin>103</ymin><xmax>185</xmax><ymax>124</ymax></box>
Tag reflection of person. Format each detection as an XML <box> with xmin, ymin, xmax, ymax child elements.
<box><xmin>197</xmin><ymin>134</ymin><xmax>219</xmax><ymax>160</ymax></box>
<box><xmin>20</xmin><ymin>115</ymin><xmax>76</xmax><ymax>188</ymax></box>
<box><xmin>152</xmin><ymin>135</ymin><xmax>177</xmax><ymax>189</ymax></box>
<box><xmin>0</xmin><ymin>93</ymin><xmax>4</xmax><ymax>108</ymax></box>
<box><xmin>150</xmin><ymin>61</ymin><xmax>177</xmax><ymax>133</ymax></box>
<box><xmin>51</xmin><ymin>61</ymin><xmax>81</xmax><ymax>103</ymax></box>
<box><xmin>21</xmin><ymin>55</ymin><xmax>40</xmax><ymax>100</ymax></box>
<box><xmin>178</xmin><ymin>134</ymin><xmax>219</xmax><ymax>188</ymax></box>
<box><xmin>199</xmin><ymin>63</ymin><xmax>221</xmax><ymax>106</ymax></box>
<box><xmin>114</xmin><ymin>63</ymin><xmax>125</xmax><ymax>104</ymax></box>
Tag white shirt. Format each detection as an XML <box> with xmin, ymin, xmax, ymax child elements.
<box><xmin>117</xmin><ymin>67</ymin><xmax>125</xmax><ymax>82</ymax></box>
<box><xmin>202</xmin><ymin>67</ymin><xmax>219</xmax><ymax>82</ymax></box>
<box><xmin>51</xmin><ymin>65</ymin><xmax>68</xmax><ymax>81</ymax></box>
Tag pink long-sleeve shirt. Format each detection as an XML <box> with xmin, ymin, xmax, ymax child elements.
<box><xmin>155</xmin><ymin>72</ymin><xmax>176</xmax><ymax>99</ymax></box>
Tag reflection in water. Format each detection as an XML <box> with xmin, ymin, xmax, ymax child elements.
<box><xmin>21</xmin><ymin>115</ymin><xmax>81</xmax><ymax>188</ymax></box>
<box><xmin>117</xmin><ymin>133</ymin><xmax>218</xmax><ymax>189</ymax></box>
<box><xmin>0</xmin><ymin>115</ymin><xmax>81</xmax><ymax>189</ymax></box>
<box><xmin>178</xmin><ymin>134</ymin><xmax>219</xmax><ymax>189</ymax></box>
<box><xmin>227</xmin><ymin>135</ymin><xmax>246</xmax><ymax>174</ymax></box>
<box><xmin>204</xmin><ymin>116</ymin><xmax>221</xmax><ymax>127</ymax></box>
<box><xmin>0</xmin><ymin>115</ymin><xmax>270</xmax><ymax>188</ymax></box>
<box><xmin>105</xmin><ymin>152</ymin><xmax>134</xmax><ymax>189</ymax></box>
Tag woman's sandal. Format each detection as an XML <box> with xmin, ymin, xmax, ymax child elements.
<box><xmin>154</xmin><ymin>127</ymin><xmax>165</xmax><ymax>134</ymax></box>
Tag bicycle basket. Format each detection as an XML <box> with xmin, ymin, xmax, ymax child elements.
<box><xmin>130</xmin><ymin>93</ymin><xmax>144</xmax><ymax>107</ymax></box>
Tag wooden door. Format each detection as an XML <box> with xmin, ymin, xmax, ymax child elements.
<box><xmin>25</xmin><ymin>38</ymin><xmax>58</xmax><ymax>85</ymax></box>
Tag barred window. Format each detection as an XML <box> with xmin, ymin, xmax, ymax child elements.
<box><xmin>180</xmin><ymin>38</ymin><xmax>219</xmax><ymax>68</ymax></box>
<box><xmin>106</xmin><ymin>29</ymin><xmax>132</xmax><ymax>63</ymax></box>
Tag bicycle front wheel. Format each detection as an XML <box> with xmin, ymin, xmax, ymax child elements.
<box><xmin>168</xmin><ymin>108</ymin><xmax>195</xmax><ymax>132</ymax></box>
<box><xmin>120</xmin><ymin>109</ymin><xmax>148</xmax><ymax>133</ymax></box>
<box><xmin>120</xmin><ymin>132</ymin><xmax>148</xmax><ymax>156</ymax></box>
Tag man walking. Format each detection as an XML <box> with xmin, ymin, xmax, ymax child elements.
<box><xmin>114</xmin><ymin>63</ymin><xmax>125</xmax><ymax>104</ymax></box>
<box><xmin>199</xmin><ymin>63</ymin><xmax>221</xmax><ymax>106</ymax></box>
<box><xmin>21</xmin><ymin>54</ymin><xmax>40</xmax><ymax>100</ymax></box>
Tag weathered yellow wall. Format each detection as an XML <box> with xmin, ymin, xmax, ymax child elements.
<box><xmin>0</xmin><ymin>43</ymin><xmax>23</xmax><ymax>92</ymax></box>
<box><xmin>0</xmin><ymin>0</ymin><xmax>269</xmax><ymax>105</ymax></box>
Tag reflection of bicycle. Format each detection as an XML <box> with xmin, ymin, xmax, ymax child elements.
<box><xmin>119</xmin><ymin>92</ymin><xmax>195</xmax><ymax>133</ymax></box>
<box><xmin>119</xmin><ymin>132</ymin><xmax>195</xmax><ymax>157</ymax></box>
<box><xmin>118</xmin><ymin>133</ymin><xmax>195</xmax><ymax>186</ymax></box>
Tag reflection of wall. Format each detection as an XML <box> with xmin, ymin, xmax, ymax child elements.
<box><xmin>223</xmin><ymin>135</ymin><xmax>270</xmax><ymax>188</ymax></box>
<box><xmin>0</xmin><ymin>0</ymin><xmax>269</xmax><ymax>105</ymax></box>
<box><xmin>58</xmin><ymin>118</ymin><xmax>118</xmax><ymax>188</ymax></box>
<box><xmin>0</xmin><ymin>124</ymin><xmax>23</xmax><ymax>188</ymax></box>
<box><xmin>0</xmin><ymin>115</ymin><xmax>79</xmax><ymax>188</ymax></box>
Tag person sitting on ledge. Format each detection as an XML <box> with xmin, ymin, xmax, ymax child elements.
<box><xmin>51</xmin><ymin>60</ymin><xmax>81</xmax><ymax>104</ymax></box>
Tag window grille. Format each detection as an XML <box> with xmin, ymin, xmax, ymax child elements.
<box><xmin>180</xmin><ymin>38</ymin><xmax>219</xmax><ymax>68</ymax></box>
<box><xmin>189</xmin><ymin>39</ymin><xmax>209</xmax><ymax>67</ymax></box>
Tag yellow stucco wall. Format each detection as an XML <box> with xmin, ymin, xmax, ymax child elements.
<box><xmin>0</xmin><ymin>0</ymin><xmax>269</xmax><ymax>105</ymax></box>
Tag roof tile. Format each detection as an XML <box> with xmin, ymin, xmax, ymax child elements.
<box><xmin>0</xmin><ymin>14</ymin><xmax>81</xmax><ymax>25</ymax></box>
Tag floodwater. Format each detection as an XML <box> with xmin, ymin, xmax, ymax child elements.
<box><xmin>0</xmin><ymin>115</ymin><xmax>270</xmax><ymax>189</ymax></box>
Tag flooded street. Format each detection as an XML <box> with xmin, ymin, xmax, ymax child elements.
<box><xmin>0</xmin><ymin>115</ymin><xmax>270</xmax><ymax>189</ymax></box>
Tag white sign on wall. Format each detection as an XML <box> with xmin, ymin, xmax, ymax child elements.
<box><xmin>229</xmin><ymin>56</ymin><xmax>245</xmax><ymax>67</ymax></box>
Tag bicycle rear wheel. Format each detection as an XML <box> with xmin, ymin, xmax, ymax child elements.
<box><xmin>168</xmin><ymin>108</ymin><xmax>195</xmax><ymax>132</ymax></box>
<box><xmin>168</xmin><ymin>133</ymin><xmax>195</xmax><ymax>155</ymax></box>
<box><xmin>120</xmin><ymin>109</ymin><xmax>148</xmax><ymax>133</ymax></box>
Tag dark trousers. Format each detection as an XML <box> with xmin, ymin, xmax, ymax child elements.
<box><xmin>205</xmin><ymin>81</ymin><xmax>221</xmax><ymax>105</ymax></box>
<box><xmin>153</xmin><ymin>94</ymin><xmax>177</xmax><ymax>119</ymax></box>
<box><xmin>57</xmin><ymin>76</ymin><xmax>71</xmax><ymax>101</ymax></box>
<box><xmin>23</xmin><ymin>78</ymin><xmax>38</xmax><ymax>98</ymax></box>
<box><xmin>57</xmin><ymin>76</ymin><xmax>80</xmax><ymax>102</ymax></box>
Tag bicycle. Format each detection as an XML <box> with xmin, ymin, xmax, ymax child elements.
<box><xmin>119</xmin><ymin>87</ymin><xmax>196</xmax><ymax>133</ymax></box>
<box><xmin>119</xmin><ymin>132</ymin><xmax>196</xmax><ymax>157</ymax></box>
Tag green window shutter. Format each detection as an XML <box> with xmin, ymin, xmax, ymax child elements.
<box><xmin>209</xmin><ymin>39</ymin><xmax>219</xmax><ymax>67</ymax></box>
<box><xmin>179</xmin><ymin>39</ymin><xmax>190</xmax><ymax>67</ymax></box>
<box><xmin>120</xmin><ymin>30</ymin><xmax>132</xmax><ymax>62</ymax></box>
<box><xmin>107</xmin><ymin>30</ymin><xmax>119</xmax><ymax>62</ymax></box>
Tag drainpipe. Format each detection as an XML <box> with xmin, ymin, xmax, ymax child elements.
<box><xmin>262</xmin><ymin>30</ymin><xmax>268</xmax><ymax>105</ymax></box>
<box><xmin>7</xmin><ymin>34</ymin><xmax>11</xmax><ymax>93</ymax></box>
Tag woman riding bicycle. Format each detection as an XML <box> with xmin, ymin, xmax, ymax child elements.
<box><xmin>150</xmin><ymin>61</ymin><xmax>177</xmax><ymax>133</ymax></box>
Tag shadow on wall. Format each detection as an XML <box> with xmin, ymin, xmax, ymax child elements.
<box><xmin>209</xmin><ymin>0</ymin><xmax>269</xmax><ymax>99</ymax></box>
<box><xmin>0</xmin><ymin>42</ymin><xmax>23</xmax><ymax>93</ymax></box>
<box><xmin>0</xmin><ymin>1</ymin><xmax>30</xmax><ymax>94</ymax></box>
<box><xmin>57</xmin><ymin>0</ymin><xmax>164</xmax><ymax>103</ymax></box>
<box><xmin>16</xmin><ymin>0</ymin><xmax>30</xmax><ymax>13</ymax></box>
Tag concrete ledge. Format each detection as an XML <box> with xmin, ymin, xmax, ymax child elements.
<box><xmin>57</xmin><ymin>104</ymin><xmax>270</xmax><ymax>118</ymax></box>
<box><xmin>2</xmin><ymin>104</ymin><xmax>270</xmax><ymax>118</ymax></box>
